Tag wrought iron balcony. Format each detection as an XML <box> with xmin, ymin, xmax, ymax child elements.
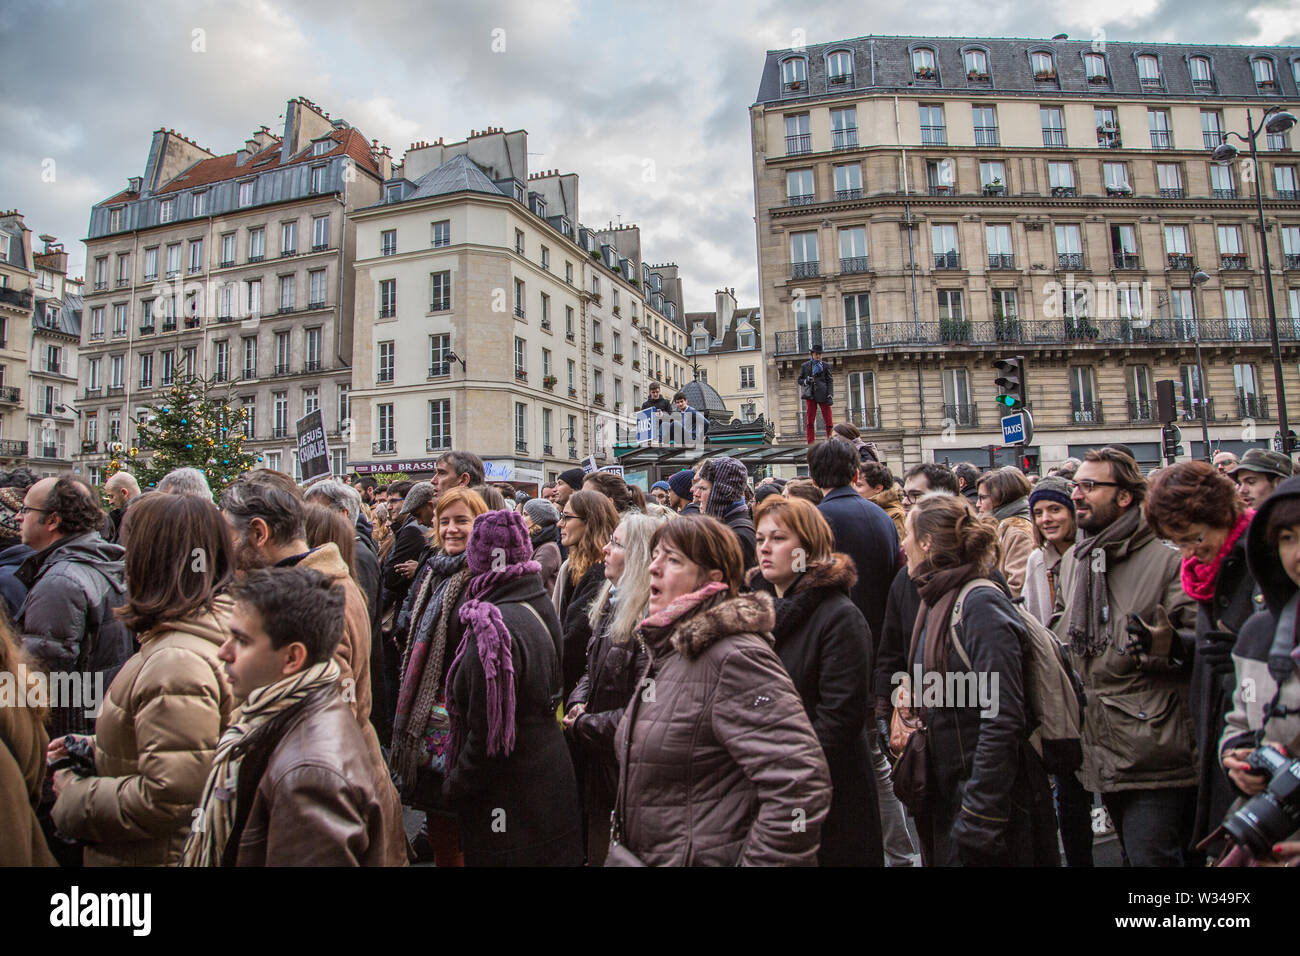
<box><xmin>1159</xmin><ymin>188</ymin><xmax>1185</xmax><ymax>199</ymax></box>
<box><xmin>942</xmin><ymin>404</ymin><xmax>979</xmax><ymax>427</ymax></box>
<box><xmin>973</xmin><ymin>127</ymin><xmax>999</xmax><ymax>146</ymax></box>
<box><xmin>787</xmin><ymin>193</ymin><xmax>817</xmax><ymax>206</ymax></box>
<box><xmin>1072</xmin><ymin>402</ymin><xmax>1104</xmax><ymax>424</ymax></box>
<box><xmin>1203</xmin><ymin>131</ymin><xmax>1226</xmax><ymax>150</ymax></box>
<box><xmin>791</xmin><ymin>260</ymin><xmax>821</xmax><ymax>279</ymax></box>
<box><xmin>1183</xmin><ymin>398</ymin><xmax>1215</xmax><ymax>422</ymax></box>
<box><xmin>1285</xmin><ymin>254</ymin><xmax>1300</xmax><ymax>269</ymax></box>
<box><xmin>839</xmin><ymin>256</ymin><xmax>870</xmax><ymax>274</ymax></box>
<box><xmin>139</xmin><ymin>324</ymin><xmax>155</xmax><ymax>335</ymax></box>
<box><xmin>1113</xmin><ymin>253</ymin><xmax>1140</xmax><ymax>270</ymax></box>
<box><xmin>0</xmin><ymin>439</ymin><xmax>27</xmax><ymax>456</ymax></box>
<box><xmin>426</xmin><ymin>439</ymin><xmax>449</xmax><ymax>453</ymax></box>
<box><xmin>920</xmin><ymin>126</ymin><xmax>947</xmax><ymax>146</ymax></box>
<box><xmin>843</xmin><ymin>406</ymin><xmax>881</xmax><ymax>430</ymax></box>
<box><xmin>1057</xmin><ymin>253</ymin><xmax>1084</xmax><ymax>270</ymax></box>
<box><xmin>1220</xmin><ymin>254</ymin><xmax>1248</xmax><ymax>270</ymax></box>
<box><xmin>1238</xmin><ymin>395</ymin><xmax>1269</xmax><ymax>419</ymax></box>
<box><xmin>831</xmin><ymin>128</ymin><xmax>858</xmax><ymax>150</ymax></box>
<box><xmin>834</xmin><ymin>188</ymin><xmax>863</xmax><ymax>200</ymax></box>
<box><xmin>785</xmin><ymin>134</ymin><xmax>811</xmax><ymax>155</ymax></box>
<box><xmin>987</xmin><ymin>254</ymin><xmax>1015</xmax><ymax>269</ymax></box>
<box><xmin>1277</xmin><ymin>190</ymin><xmax>1300</xmax><ymax>201</ymax></box>
<box><xmin>373</xmin><ymin>440</ymin><xmax>396</xmax><ymax>455</ymax></box>
<box><xmin>1213</xmin><ymin>188</ymin><xmax>1237</xmax><ymax>199</ymax></box>
<box><xmin>1167</xmin><ymin>254</ymin><xmax>1193</xmax><ymax>270</ymax></box>
<box><xmin>928</xmin><ymin>184</ymin><xmax>954</xmax><ymax>196</ymax></box>
<box><xmin>933</xmin><ymin>251</ymin><xmax>961</xmax><ymax>269</ymax></box>
<box><xmin>273</xmin><ymin>364</ymin><xmax>293</xmax><ymax>377</ymax></box>
<box><xmin>1150</xmin><ymin>130</ymin><xmax>1173</xmax><ymax>149</ymax></box>
<box><xmin>1127</xmin><ymin>400</ymin><xmax>1156</xmax><ymax>422</ymax></box>
<box><xmin>272</xmin><ymin>426</ymin><xmax>289</xmax><ymax>439</ymax></box>
<box><xmin>1051</xmin><ymin>186</ymin><xmax>1077</xmax><ymax>197</ymax></box>
<box><xmin>0</xmin><ymin>386</ymin><xmax>21</xmax><ymax>403</ymax></box>
<box><xmin>1042</xmin><ymin>129</ymin><xmax>1066</xmax><ymax>147</ymax></box>
<box><xmin>0</xmin><ymin>287</ymin><xmax>33</xmax><ymax>309</ymax></box>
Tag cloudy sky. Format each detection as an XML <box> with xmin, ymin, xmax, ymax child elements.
<box><xmin>3</xmin><ymin>0</ymin><xmax>1298</xmax><ymax>310</ymax></box>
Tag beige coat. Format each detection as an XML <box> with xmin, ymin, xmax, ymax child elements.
<box><xmin>0</xmin><ymin>694</ymin><xmax>57</xmax><ymax>866</ymax></box>
<box><xmin>52</xmin><ymin>599</ymin><xmax>237</xmax><ymax>866</ymax></box>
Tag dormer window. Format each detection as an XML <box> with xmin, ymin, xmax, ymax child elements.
<box><xmin>159</xmin><ymin>198</ymin><xmax>175</xmax><ymax>223</ymax></box>
<box><xmin>385</xmin><ymin>183</ymin><xmax>402</xmax><ymax>203</ymax></box>
<box><xmin>912</xmin><ymin>48</ymin><xmax>937</xmax><ymax>79</ymax></box>
<box><xmin>312</xmin><ymin>140</ymin><xmax>331</xmax><ymax>156</ymax></box>
<box><xmin>1190</xmin><ymin>56</ymin><xmax>1215</xmax><ymax>91</ymax></box>
<box><xmin>964</xmin><ymin>49</ymin><xmax>989</xmax><ymax>80</ymax></box>
<box><xmin>827</xmin><ymin>50</ymin><xmax>853</xmax><ymax>85</ymax></box>
<box><xmin>692</xmin><ymin>334</ymin><xmax>708</xmax><ymax>354</ymax></box>
<box><xmin>1252</xmin><ymin>56</ymin><xmax>1278</xmax><ymax>91</ymax></box>
<box><xmin>737</xmin><ymin>328</ymin><xmax>754</xmax><ymax>349</ymax></box>
<box><xmin>513</xmin><ymin>181</ymin><xmax>525</xmax><ymax>203</ymax></box>
<box><xmin>1084</xmin><ymin>53</ymin><xmax>1108</xmax><ymax>83</ymax></box>
<box><xmin>1137</xmin><ymin>55</ymin><xmax>1162</xmax><ymax>90</ymax></box>
<box><xmin>1031</xmin><ymin>52</ymin><xmax>1056</xmax><ymax>81</ymax></box>
<box><xmin>781</xmin><ymin>57</ymin><xmax>807</xmax><ymax>92</ymax></box>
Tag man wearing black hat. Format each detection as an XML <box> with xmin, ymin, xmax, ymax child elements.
<box><xmin>798</xmin><ymin>347</ymin><xmax>834</xmax><ymax>444</ymax></box>
<box><xmin>555</xmin><ymin>468</ymin><xmax>585</xmax><ymax>510</ymax></box>
<box><xmin>1228</xmin><ymin>448</ymin><xmax>1293</xmax><ymax>509</ymax></box>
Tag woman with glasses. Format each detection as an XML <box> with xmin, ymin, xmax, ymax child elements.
<box><xmin>975</xmin><ymin>466</ymin><xmax>1035</xmax><ymax>598</ymax></box>
<box><xmin>1144</xmin><ymin>461</ymin><xmax>1258</xmax><ymax>859</ymax></box>
<box><xmin>553</xmin><ymin>490</ymin><xmax>620</xmax><ymax>700</ymax></box>
<box><xmin>613</xmin><ymin>515</ymin><xmax>830</xmax><ymax>865</ymax></box>
<box><xmin>562</xmin><ymin>511</ymin><xmax>666</xmax><ymax>864</ymax></box>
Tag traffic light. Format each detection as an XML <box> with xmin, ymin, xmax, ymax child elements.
<box><xmin>1021</xmin><ymin>451</ymin><xmax>1040</xmax><ymax>476</ymax></box>
<box><xmin>1161</xmin><ymin>423</ymin><xmax>1184</xmax><ymax>463</ymax></box>
<box><xmin>993</xmin><ymin>356</ymin><xmax>1026</xmax><ymax>410</ymax></box>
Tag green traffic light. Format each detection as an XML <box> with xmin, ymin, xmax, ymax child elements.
<box><xmin>995</xmin><ymin>395</ymin><xmax>1017</xmax><ymax>407</ymax></box>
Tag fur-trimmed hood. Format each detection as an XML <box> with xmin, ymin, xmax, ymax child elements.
<box><xmin>657</xmin><ymin>591</ymin><xmax>776</xmax><ymax>661</ymax></box>
<box><xmin>746</xmin><ymin>552</ymin><xmax>858</xmax><ymax>596</ymax></box>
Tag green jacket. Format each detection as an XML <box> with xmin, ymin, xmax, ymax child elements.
<box><xmin>1052</xmin><ymin>513</ymin><xmax>1197</xmax><ymax>793</ymax></box>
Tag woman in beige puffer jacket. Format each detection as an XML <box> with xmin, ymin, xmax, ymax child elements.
<box><xmin>51</xmin><ymin>494</ymin><xmax>238</xmax><ymax>866</ymax></box>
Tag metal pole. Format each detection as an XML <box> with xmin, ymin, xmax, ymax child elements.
<box><xmin>1188</xmin><ymin>269</ymin><xmax>1211</xmax><ymax>461</ymax></box>
<box><xmin>1250</xmin><ymin>110</ymin><xmax>1292</xmax><ymax>457</ymax></box>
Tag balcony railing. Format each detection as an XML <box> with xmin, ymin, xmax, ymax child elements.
<box><xmin>943</xmin><ymin>404</ymin><xmax>979</xmax><ymax>427</ymax></box>
<box><xmin>273</xmin><ymin>364</ymin><xmax>293</xmax><ymax>377</ymax></box>
<box><xmin>425</xmin><ymin>439</ymin><xmax>449</xmax><ymax>453</ymax></box>
<box><xmin>81</xmin><ymin>440</ymin><xmax>99</xmax><ymax>454</ymax></box>
<box><xmin>139</xmin><ymin>324</ymin><xmax>155</xmax><ymax>335</ymax></box>
<box><xmin>1220</xmin><ymin>254</ymin><xmax>1248</xmax><ymax>270</ymax></box>
<box><xmin>831</xmin><ymin>127</ymin><xmax>858</xmax><ymax>150</ymax></box>
<box><xmin>787</xmin><ymin>193</ymin><xmax>816</xmax><ymax>206</ymax></box>
<box><xmin>1213</xmin><ymin>187</ymin><xmax>1238</xmax><ymax>199</ymax></box>
<box><xmin>1042</xmin><ymin>129</ymin><xmax>1066</xmax><ymax>147</ymax></box>
<box><xmin>1127</xmin><ymin>399</ymin><xmax>1156</xmax><ymax>422</ymax></box>
<box><xmin>933</xmin><ymin>251</ymin><xmax>961</xmax><ymax>269</ymax></box>
<box><xmin>373</xmin><ymin>440</ymin><xmax>396</xmax><ymax>455</ymax></box>
<box><xmin>39</xmin><ymin>445</ymin><xmax>64</xmax><ymax>460</ymax></box>
<box><xmin>771</xmin><ymin>316</ymin><xmax>1300</xmax><ymax>355</ymax></box>
<box><xmin>1278</xmin><ymin>191</ymin><xmax>1300</xmax><ymax>201</ymax></box>
<box><xmin>791</xmin><ymin>260</ymin><xmax>820</xmax><ymax>279</ymax></box>
<box><xmin>834</xmin><ymin>187</ymin><xmax>863</xmax><ymax>200</ymax></box>
<box><xmin>1204</xmin><ymin>131</ymin><xmax>1226</xmax><ymax>150</ymax></box>
<box><xmin>1284</xmin><ymin>254</ymin><xmax>1300</xmax><ymax>269</ymax></box>
<box><xmin>0</xmin><ymin>386</ymin><xmax>20</xmax><ymax>403</ymax></box>
<box><xmin>1113</xmin><ymin>253</ymin><xmax>1140</xmax><ymax>270</ymax></box>
<box><xmin>987</xmin><ymin>254</ymin><xmax>1015</xmax><ymax>270</ymax></box>
<box><xmin>1238</xmin><ymin>394</ymin><xmax>1269</xmax><ymax>419</ymax></box>
<box><xmin>928</xmin><ymin>184</ymin><xmax>954</xmax><ymax>196</ymax></box>
<box><xmin>973</xmin><ymin>127</ymin><xmax>999</xmax><ymax>146</ymax></box>
<box><xmin>271</xmin><ymin>426</ymin><xmax>289</xmax><ymax>439</ymax></box>
<box><xmin>1192</xmin><ymin>78</ymin><xmax>1216</xmax><ymax>93</ymax></box>
<box><xmin>839</xmin><ymin>256</ymin><xmax>870</xmax><ymax>274</ymax></box>
<box><xmin>1150</xmin><ymin>130</ymin><xmax>1173</xmax><ymax>149</ymax></box>
<box><xmin>429</xmin><ymin>362</ymin><xmax>450</xmax><ymax>377</ymax></box>
<box><xmin>1168</xmin><ymin>254</ymin><xmax>1193</xmax><ymax>270</ymax></box>
<box><xmin>0</xmin><ymin>439</ymin><xmax>27</xmax><ymax>456</ymax></box>
<box><xmin>303</xmin><ymin>360</ymin><xmax>322</xmax><ymax>373</ymax></box>
<box><xmin>1057</xmin><ymin>253</ymin><xmax>1084</xmax><ymax>270</ymax></box>
<box><xmin>0</xmin><ymin>287</ymin><xmax>33</xmax><ymax>309</ymax></box>
<box><xmin>1183</xmin><ymin>398</ymin><xmax>1215</xmax><ymax>422</ymax></box>
<box><xmin>920</xmin><ymin>126</ymin><xmax>947</xmax><ymax>146</ymax></box>
<box><xmin>1072</xmin><ymin>402</ymin><xmax>1104</xmax><ymax>424</ymax></box>
<box><xmin>785</xmin><ymin>134</ymin><xmax>811</xmax><ymax>155</ymax></box>
<box><xmin>1159</xmin><ymin>188</ymin><xmax>1185</xmax><ymax>199</ymax></box>
<box><xmin>843</xmin><ymin>406</ymin><xmax>881</xmax><ymax>430</ymax></box>
<box><xmin>1051</xmin><ymin>186</ymin><xmax>1077</xmax><ymax>197</ymax></box>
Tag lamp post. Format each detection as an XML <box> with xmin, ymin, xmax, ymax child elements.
<box><xmin>1212</xmin><ymin>106</ymin><xmax>1298</xmax><ymax>457</ymax></box>
<box><xmin>1187</xmin><ymin>269</ymin><xmax>1212</xmax><ymax>461</ymax></box>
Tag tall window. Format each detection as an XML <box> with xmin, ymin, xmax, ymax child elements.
<box><xmin>429</xmin><ymin>399</ymin><xmax>451</xmax><ymax>451</ymax></box>
<box><xmin>786</xmin><ymin>168</ymin><xmax>814</xmax><ymax>203</ymax></box>
<box><xmin>1128</xmin><ymin>365</ymin><xmax>1154</xmax><ymax>420</ymax></box>
<box><xmin>1202</xmin><ymin>110</ymin><xmax>1225</xmax><ymax>149</ymax></box>
<box><xmin>337</xmin><ymin>385</ymin><xmax>350</xmax><ymax>430</ymax></box>
<box><xmin>1137</xmin><ymin>54</ymin><xmax>1161</xmax><ymax>87</ymax></box>
<box><xmin>429</xmin><ymin>333</ymin><xmax>451</xmax><ymax>376</ymax></box>
<box><xmin>514</xmin><ymin>337</ymin><xmax>527</xmax><ymax>378</ymax></box>
<box><xmin>215</xmin><ymin>341</ymin><xmax>229</xmax><ymax>382</ymax></box>
<box><xmin>1048</xmin><ymin>161</ymin><xmax>1075</xmax><ymax>193</ymax></box>
<box><xmin>274</xmin><ymin>330</ymin><xmax>290</xmax><ymax>372</ymax></box>
<box><xmin>431</xmin><ymin>220</ymin><xmax>450</xmax><ymax>247</ymax></box>
<box><xmin>827</xmin><ymin>50</ymin><xmax>853</xmax><ymax>83</ymax></box>
<box><xmin>1234</xmin><ymin>363</ymin><xmax>1262</xmax><ymax>417</ymax></box>
<box><xmin>790</xmin><ymin>230</ymin><xmax>819</xmax><ymax>269</ymax></box>
<box><xmin>784</xmin><ymin>113</ymin><xmax>811</xmax><ymax>155</ymax></box>
<box><xmin>919</xmin><ymin>105</ymin><xmax>946</xmax><ymax>145</ymax></box>
<box><xmin>514</xmin><ymin>278</ymin><xmax>525</xmax><ymax>317</ymax></box>
<box><xmin>272</xmin><ymin>392</ymin><xmax>288</xmax><ymax>437</ymax></box>
<box><xmin>312</xmin><ymin>215</ymin><xmax>329</xmax><ymax>250</ymax></box>
<box><xmin>1071</xmin><ymin>367</ymin><xmax>1099</xmax><ymax>421</ymax></box>
<box><xmin>986</xmin><ymin>224</ymin><xmax>1013</xmax><ymax>267</ymax></box>
<box><xmin>1084</xmin><ymin>53</ymin><xmax>1107</xmax><ymax>81</ymax></box>
<box><xmin>1148</xmin><ymin>109</ymin><xmax>1173</xmax><ymax>149</ymax></box>
<box><xmin>781</xmin><ymin>56</ymin><xmax>807</xmax><ymax>90</ymax></box>
<box><xmin>166</xmin><ymin>243</ymin><xmax>181</xmax><ymax>276</ymax></box>
<box><xmin>249</xmin><ymin>227</ymin><xmax>265</xmax><ymax>261</ymax></box>
<box><xmin>1157</xmin><ymin>163</ymin><xmax>1183</xmax><ymax>197</ymax></box>
<box><xmin>192</xmin><ymin>191</ymin><xmax>207</xmax><ymax>217</ymax></box>
<box><xmin>942</xmin><ymin>368</ymin><xmax>972</xmax><ymax>423</ymax></box>
<box><xmin>839</xmin><ymin>226</ymin><xmax>868</xmax><ymax>272</ymax></box>
<box><xmin>376</xmin><ymin>404</ymin><xmax>394</xmax><ymax>450</ymax></box>
<box><xmin>1225</xmin><ymin>288</ymin><xmax>1251</xmax><ymax>339</ymax></box>
<box><xmin>309</xmin><ymin>269</ymin><xmax>327</xmax><ymax>307</ymax></box>
<box><xmin>830</xmin><ymin>107</ymin><xmax>857</xmax><ymax>149</ymax></box>
<box><xmin>188</xmin><ymin>239</ymin><xmax>203</xmax><ymax>274</ymax></box>
<box><xmin>430</xmin><ymin>271</ymin><xmax>451</xmax><ymax>311</ymax></box>
<box><xmin>1041</xmin><ymin>107</ymin><xmax>1066</xmax><ymax>146</ymax></box>
<box><xmin>381</xmin><ymin>229</ymin><xmax>397</xmax><ymax>256</ymax></box>
<box><xmin>847</xmin><ymin>371</ymin><xmax>877</xmax><ymax>428</ymax></box>
<box><xmin>378</xmin><ymin>341</ymin><xmax>395</xmax><ymax>382</ymax></box>
<box><xmin>932</xmin><ymin>224</ymin><xmax>959</xmax><ymax>268</ymax></box>
<box><xmin>912</xmin><ymin>48</ymin><xmax>936</xmax><ymax>77</ymax></box>
<box><xmin>143</xmin><ymin>247</ymin><xmax>158</xmax><ymax>281</ymax></box>
<box><xmin>279</xmin><ymin>275</ymin><xmax>295</xmax><ymax>312</ymax></box>
<box><xmin>1031</xmin><ymin>51</ymin><xmax>1055</xmax><ymax>77</ymax></box>
<box><xmin>238</xmin><ymin>181</ymin><xmax>253</xmax><ymax>207</ymax></box>
<box><xmin>304</xmin><ymin>327</ymin><xmax>321</xmax><ymax>370</ymax></box>
<box><xmin>282</xmin><ymin>221</ymin><xmax>297</xmax><ymax>255</ymax></box>
<box><xmin>833</xmin><ymin>163</ymin><xmax>862</xmax><ymax>199</ymax></box>
<box><xmin>515</xmin><ymin>403</ymin><xmax>528</xmax><ymax>450</ymax></box>
<box><xmin>972</xmin><ymin>106</ymin><xmax>998</xmax><ymax>146</ymax></box>
<box><xmin>221</xmin><ymin>233</ymin><xmax>236</xmax><ymax>266</ymax></box>
<box><xmin>1210</xmin><ymin>164</ymin><xmax>1235</xmax><ymax>198</ymax></box>
<box><xmin>979</xmin><ymin>160</ymin><xmax>1006</xmax><ymax>189</ymax></box>
<box><xmin>1103</xmin><ymin>162</ymin><xmax>1130</xmax><ymax>191</ymax></box>
<box><xmin>795</xmin><ymin>295</ymin><xmax>823</xmax><ymax>352</ymax></box>
<box><xmin>844</xmin><ymin>293</ymin><xmax>871</xmax><ymax>348</ymax></box>
<box><xmin>242</xmin><ymin>337</ymin><xmax>257</xmax><ymax>378</ymax></box>
<box><xmin>1095</xmin><ymin>107</ymin><xmax>1120</xmax><ymax>145</ymax></box>
<box><xmin>965</xmin><ymin>49</ymin><xmax>989</xmax><ymax>78</ymax></box>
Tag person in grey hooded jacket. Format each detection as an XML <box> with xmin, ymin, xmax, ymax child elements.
<box><xmin>16</xmin><ymin>477</ymin><xmax>131</xmax><ymax>739</ymax></box>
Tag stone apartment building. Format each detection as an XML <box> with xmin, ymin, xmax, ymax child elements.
<box><xmin>752</xmin><ymin>36</ymin><xmax>1300</xmax><ymax>470</ymax></box>
<box><xmin>77</xmin><ymin>97</ymin><xmax>386</xmax><ymax>482</ymax></box>
<box><xmin>28</xmin><ymin>239</ymin><xmax>83</xmax><ymax>477</ymax></box>
<box><xmin>0</xmin><ymin>212</ymin><xmax>34</xmax><ymax>467</ymax></box>
<box><xmin>347</xmin><ymin>127</ymin><xmax>688</xmax><ymax>488</ymax></box>
<box><xmin>684</xmin><ymin>287</ymin><xmax>766</xmax><ymax>423</ymax></box>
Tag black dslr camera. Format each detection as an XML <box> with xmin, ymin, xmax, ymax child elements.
<box><xmin>1221</xmin><ymin>747</ymin><xmax>1300</xmax><ymax>859</ymax></box>
<box><xmin>48</xmin><ymin>735</ymin><xmax>97</xmax><ymax>777</ymax></box>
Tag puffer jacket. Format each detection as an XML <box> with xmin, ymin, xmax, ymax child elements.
<box><xmin>51</xmin><ymin>598</ymin><xmax>237</xmax><ymax>866</ymax></box>
<box><xmin>1220</xmin><ymin>477</ymin><xmax>1300</xmax><ymax>801</ymax></box>
<box><xmin>614</xmin><ymin>591</ymin><xmax>831</xmax><ymax>866</ymax></box>
<box><xmin>16</xmin><ymin>532</ymin><xmax>132</xmax><ymax>737</ymax></box>
<box><xmin>1053</xmin><ymin>511</ymin><xmax>1198</xmax><ymax>793</ymax></box>
<box><xmin>869</xmin><ymin>486</ymin><xmax>907</xmax><ymax>542</ymax></box>
<box><xmin>297</xmin><ymin>543</ymin><xmax>408</xmax><ymax>866</ymax></box>
<box><xmin>0</xmin><ymin>690</ymin><xmax>57</xmax><ymax>865</ymax></box>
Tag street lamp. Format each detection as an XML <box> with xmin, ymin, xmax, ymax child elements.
<box><xmin>1212</xmin><ymin>106</ymin><xmax>1298</xmax><ymax>456</ymax></box>
<box><xmin>1187</xmin><ymin>269</ymin><xmax>1212</xmax><ymax>461</ymax></box>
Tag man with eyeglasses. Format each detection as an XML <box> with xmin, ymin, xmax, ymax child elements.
<box><xmin>1052</xmin><ymin>447</ymin><xmax>1197</xmax><ymax>867</ymax></box>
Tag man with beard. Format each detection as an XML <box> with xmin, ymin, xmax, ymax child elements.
<box><xmin>1228</xmin><ymin>448</ymin><xmax>1293</xmax><ymax>510</ymax></box>
<box><xmin>1052</xmin><ymin>447</ymin><xmax>1197</xmax><ymax>866</ymax></box>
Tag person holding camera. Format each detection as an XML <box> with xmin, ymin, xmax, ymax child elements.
<box><xmin>798</xmin><ymin>347</ymin><xmax>833</xmax><ymax>445</ymax></box>
<box><xmin>1219</xmin><ymin>474</ymin><xmax>1300</xmax><ymax>860</ymax></box>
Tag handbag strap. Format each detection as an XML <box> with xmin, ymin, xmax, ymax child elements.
<box><xmin>612</xmin><ymin>639</ymin><xmax>649</xmax><ymax>844</ymax></box>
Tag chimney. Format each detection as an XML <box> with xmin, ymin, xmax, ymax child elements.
<box><xmin>715</xmin><ymin>287</ymin><xmax>736</xmax><ymax>330</ymax></box>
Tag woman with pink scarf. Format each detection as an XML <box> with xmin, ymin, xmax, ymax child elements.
<box><xmin>1144</xmin><ymin>461</ymin><xmax>1260</xmax><ymax>859</ymax></box>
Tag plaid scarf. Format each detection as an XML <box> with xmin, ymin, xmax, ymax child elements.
<box><xmin>179</xmin><ymin>659</ymin><xmax>340</xmax><ymax>867</ymax></box>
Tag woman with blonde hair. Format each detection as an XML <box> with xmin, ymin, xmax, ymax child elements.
<box><xmin>563</xmin><ymin>511</ymin><xmax>666</xmax><ymax>864</ymax></box>
<box><xmin>748</xmin><ymin>495</ymin><xmax>881</xmax><ymax>866</ymax></box>
<box><xmin>553</xmin><ymin>490</ymin><xmax>619</xmax><ymax>699</ymax></box>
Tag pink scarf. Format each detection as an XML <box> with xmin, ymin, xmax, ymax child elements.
<box><xmin>640</xmin><ymin>581</ymin><xmax>729</xmax><ymax>630</ymax></box>
<box><xmin>1181</xmin><ymin>509</ymin><xmax>1254</xmax><ymax>603</ymax></box>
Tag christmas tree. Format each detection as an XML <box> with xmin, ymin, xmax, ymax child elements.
<box><xmin>108</xmin><ymin>377</ymin><xmax>258</xmax><ymax>496</ymax></box>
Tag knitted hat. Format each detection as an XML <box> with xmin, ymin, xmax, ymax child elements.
<box><xmin>704</xmin><ymin>457</ymin><xmax>749</xmax><ymax>518</ymax></box>
<box><xmin>650</xmin><ymin>481</ymin><xmax>671</xmax><ymax>493</ymax></box>
<box><xmin>466</xmin><ymin>509</ymin><xmax>533</xmax><ymax>575</ymax></box>
<box><xmin>1028</xmin><ymin>476</ymin><xmax>1074</xmax><ymax>515</ymax></box>
<box><xmin>667</xmin><ymin>469</ymin><xmax>695</xmax><ymax>501</ymax></box>
<box><xmin>0</xmin><ymin>487</ymin><xmax>22</xmax><ymax>542</ymax></box>
<box><xmin>522</xmin><ymin>497</ymin><xmax>560</xmax><ymax>529</ymax></box>
<box><xmin>558</xmin><ymin>468</ymin><xmax>585</xmax><ymax>492</ymax></box>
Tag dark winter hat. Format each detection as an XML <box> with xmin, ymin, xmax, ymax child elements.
<box><xmin>667</xmin><ymin>469</ymin><xmax>695</xmax><ymax>501</ymax></box>
<box><xmin>1028</xmin><ymin>476</ymin><xmax>1074</xmax><ymax>515</ymax></box>
<box><xmin>398</xmin><ymin>481</ymin><xmax>437</xmax><ymax>517</ymax></box>
<box><xmin>558</xmin><ymin>468</ymin><xmax>585</xmax><ymax>492</ymax></box>
<box><xmin>466</xmin><ymin>509</ymin><xmax>533</xmax><ymax>575</ymax></box>
<box><xmin>1229</xmin><ymin>448</ymin><xmax>1294</xmax><ymax>481</ymax></box>
<box><xmin>0</xmin><ymin>487</ymin><xmax>22</xmax><ymax>542</ymax></box>
<box><xmin>754</xmin><ymin>483</ymin><xmax>783</xmax><ymax>505</ymax></box>
<box><xmin>650</xmin><ymin>481</ymin><xmax>671</xmax><ymax>493</ymax></box>
<box><xmin>522</xmin><ymin>497</ymin><xmax>560</xmax><ymax>529</ymax></box>
<box><xmin>704</xmin><ymin>457</ymin><xmax>749</xmax><ymax>518</ymax></box>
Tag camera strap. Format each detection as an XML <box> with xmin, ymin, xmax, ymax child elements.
<box><xmin>1259</xmin><ymin>593</ymin><xmax>1300</xmax><ymax>746</ymax></box>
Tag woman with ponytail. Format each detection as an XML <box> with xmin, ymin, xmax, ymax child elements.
<box><xmin>442</xmin><ymin>509</ymin><xmax>582</xmax><ymax>866</ymax></box>
<box><xmin>900</xmin><ymin>494</ymin><xmax>1058</xmax><ymax>866</ymax></box>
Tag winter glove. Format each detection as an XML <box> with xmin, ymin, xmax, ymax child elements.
<box><xmin>1124</xmin><ymin>607</ymin><xmax>1187</xmax><ymax>673</ymax></box>
<box><xmin>1197</xmin><ymin>629</ymin><xmax>1236</xmax><ymax>675</ymax></box>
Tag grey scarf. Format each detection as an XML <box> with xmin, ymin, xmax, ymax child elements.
<box><xmin>1066</xmin><ymin>506</ymin><xmax>1145</xmax><ymax>658</ymax></box>
<box><xmin>994</xmin><ymin>496</ymin><xmax>1030</xmax><ymax>521</ymax></box>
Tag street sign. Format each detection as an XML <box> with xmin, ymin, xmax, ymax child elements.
<box><xmin>1001</xmin><ymin>409</ymin><xmax>1034</xmax><ymax>446</ymax></box>
<box><xmin>294</xmin><ymin>409</ymin><xmax>330</xmax><ymax>484</ymax></box>
<box><xmin>599</xmin><ymin>465</ymin><xmax>625</xmax><ymax>477</ymax></box>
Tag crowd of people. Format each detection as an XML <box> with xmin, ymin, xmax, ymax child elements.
<box><xmin>1</xmin><ymin>429</ymin><xmax>1298</xmax><ymax>867</ymax></box>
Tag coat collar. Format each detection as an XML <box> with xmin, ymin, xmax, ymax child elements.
<box><xmin>645</xmin><ymin>591</ymin><xmax>775</xmax><ymax>661</ymax></box>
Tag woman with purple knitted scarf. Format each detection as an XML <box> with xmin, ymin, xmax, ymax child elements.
<box><xmin>442</xmin><ymin>509</ymin><xmax>583</xmax><ymax>866</ymax></box>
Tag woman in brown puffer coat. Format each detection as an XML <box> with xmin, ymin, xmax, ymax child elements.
<box><xmin>613</xmin><ymin>515</ymin><xmax>831</xmax><ymax>866</ymax></box>
<box><xmin>0</xmin><ymin>615</ymin><xmax>56</xmax><ymax>866</ymax></box>
<box><xmin>50</xmin><ymin>493</ymin><xmax>238</xmax><ymax>866</ymax></box>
